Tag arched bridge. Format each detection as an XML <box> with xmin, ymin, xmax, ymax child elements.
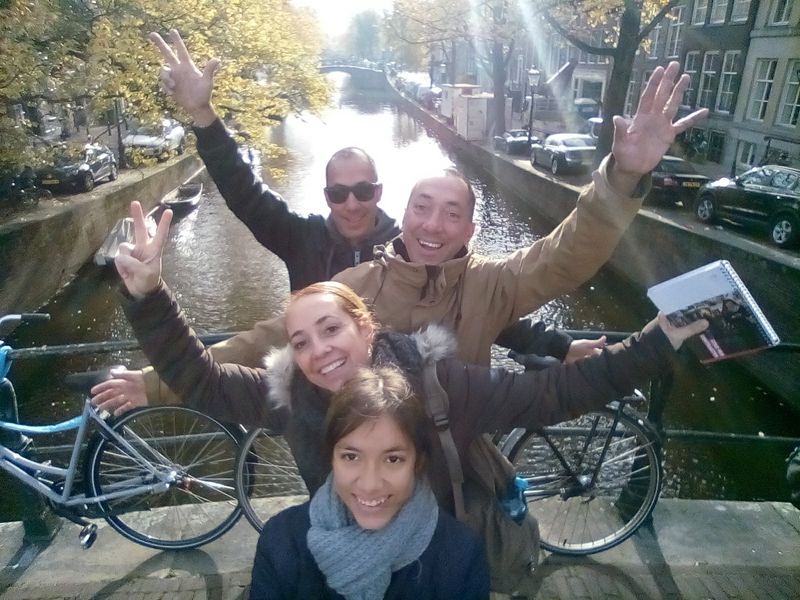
<box><xmin>319</xmin><ymin>63</ymin><xmax>389</xmax><ymax>90</ymax></box>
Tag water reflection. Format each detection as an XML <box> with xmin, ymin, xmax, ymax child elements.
<box><xmin>2</xmin><ymin>72</ymin><xmax>798</xmax><ymax>521</ymax></box>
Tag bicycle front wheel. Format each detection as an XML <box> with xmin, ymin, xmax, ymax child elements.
<box><xmin>508</xmin><ymin>408</ymin><xmax>662</xmax><ymax>555</ymax></box>
<box><xmin>86</xmin><ymin>406</ymin><xmax>242</xmax><ymax>550</ymax></box>
<box><xmin>235</xmin><ymin>428</ymin><xmax>309</xmax><ymax>531</ymax></box>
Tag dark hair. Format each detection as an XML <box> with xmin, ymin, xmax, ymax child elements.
<box><xmin>324</xmin><ymin>367</ymin><xmax>431</xmax><ymax>474</ymax></box>
<box><xmin>287</xmin><ymin>281</ymin><xmax>376</xmax><ymax>332</ymax></box>
<box><xmin>325</xmin><ymin>147</ymin><xmax>378</xmax><ymax>184</ymax></box>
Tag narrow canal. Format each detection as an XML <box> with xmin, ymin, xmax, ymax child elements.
<box><xmin>3</xmin><ymin>74</ymin><xmax>799</xmax><ymax>522</ymax></box>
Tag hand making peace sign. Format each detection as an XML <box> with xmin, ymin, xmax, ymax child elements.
<box><xmin>114</xmin><ymin>201</ymin><xmax>173</xmax><ymax>300</ymax></box>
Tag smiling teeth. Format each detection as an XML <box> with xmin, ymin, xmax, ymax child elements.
<box><xmin>418</xmin><ymin>239</ymin><xmax>442</xmax><ymax>249</ymax></box>
<box><xmin>320</xmin><ymin>358</ymin><xmax>345</xmax><ymax>375</ymax></box>
<box><xmin>357</xmin><ymin>496</ymin><xmax>387</xmax><ymax>507</ymax></box>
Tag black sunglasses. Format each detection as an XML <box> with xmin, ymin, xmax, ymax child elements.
<box><xmin>324</xmin><ymin>181</ymin><xmax>380</xmax><ymax>204</ymax></box>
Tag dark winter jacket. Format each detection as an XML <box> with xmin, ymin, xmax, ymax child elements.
<box><xmin>194</xmin><ymin>119</ymin><xmax>400</xmax><ymax>291</ymax></box>
<box><xmin>249</xmin><ymin>502</ymin><xmax>489</xmax><ymax>600</ymax></box>
<box><xmin>124</xmin><ymin>283</ymin><xmax>677</xmax><ymax>506</ymax></box>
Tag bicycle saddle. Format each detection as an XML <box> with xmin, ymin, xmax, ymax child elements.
<box><xmin>64</xmin><ymin>365</ymin><xmax>124</xmax><ymax>394</ymax></box>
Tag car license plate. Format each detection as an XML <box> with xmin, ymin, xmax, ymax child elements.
<box><xmin>42</xmin><ymin>179</ymin><xmax>59</xmax><ymax>185</ymax></box>
<box><xmin>682</xmin><ymin>182</ymin><xmax>701</xmax><ymax>187</ymax></box>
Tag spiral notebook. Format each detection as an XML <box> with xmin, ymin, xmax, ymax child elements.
<box><xmin>647</xmin><ymin>260</ymin><xmax>780</xmax><ymax>363</ymax></box>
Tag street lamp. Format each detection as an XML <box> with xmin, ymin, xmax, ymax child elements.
<box><xmin>439</xmin><ymin>62</ymin><xmax>447</xmax><ymax>85</ymax></box>
<box><xmin>527</xmin><ymin>66</ymin><xmax>541</xmax><ymax>147</ymax></box>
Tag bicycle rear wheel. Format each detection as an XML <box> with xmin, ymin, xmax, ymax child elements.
<box><xmin>508</xmin><ymin>407</ymin><xmax>662</xmax><ymax>555</ymax></box>
<box><xmin>235</xmin><ymin>428</ymin><xmax>309</xmax><ymax>531</ymax></box>
<box><xmin>86</xmin><ymin>406</ymin><xmax>242</xmax><ymax>550</ymax></box>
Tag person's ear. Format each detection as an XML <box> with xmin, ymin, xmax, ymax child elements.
<box><xmin>373</xmin><ymin>183</ymin><xmax>383</xmax><ymax>204</ymax></box>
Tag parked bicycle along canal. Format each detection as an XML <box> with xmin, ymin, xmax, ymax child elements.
<box><xmin>2</xmin><ymin>73</ymin><xmax>799</xmax><ymax>522</ymax></box>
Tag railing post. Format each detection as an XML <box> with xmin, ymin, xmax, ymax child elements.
<box><xmin>1</xmin><ymin>378</ymin><xmax>62</xmax><ymax>542</ymax></box>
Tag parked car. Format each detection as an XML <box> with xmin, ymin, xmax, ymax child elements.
<box><xmin>530</xmin><ymin>133</ymin><xmax>596</xmax><ymax>175</ymax></box>
<box><xmin>646</xmin><ymin>155</ymin><xmax>709</xmax><ymax>206</ymax></box>
<box><xmin>493</xmin><ymin>129</ymin><xmax>537</xmax><ymax>155</ymax></box>
<box><xmin>36</xmin><ymin>143</ymin><xmax>117</xmax><ymax>193</ymax></box>
<box><xmin>123</xmin><ymin>118</ymin><xmax>185</xmax><ymax>160</ymax></box>
<box><xmin>694</xmin><ymin>164</ymin><xmax>800</xmax><ymax>248</ymax></box>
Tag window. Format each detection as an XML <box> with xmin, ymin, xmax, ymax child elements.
<box><xmin>716</xmin><ymin>51</ymin><xmax>741</xmax><ymax>113</ymax></box>
<box><xmin>515</xmin><ymin>54</ymin><xmax>523</xmax><ymax>85</ymax></box>
<box><xmin>738</xmin><ymin>141</ymin><xmax>757</xmax><ymax>167</ymax></box>
<box><xmin>707</xmin><ymin>130</ymin><xmax>725</xmax><ymax>163</ymax></box>
<box><xmin>649</xmin><ymin>22</ymin><xmax>664</xmax><ymax>58</ymax></box>
<box><xmin>710</xmin><ymin>0</ymin><xmax>729</xmax><ymax>23</ymax></box>
<box><xmin>731</xmin><ymin>0</ymin><xmax>751</xmax><ymax>21</ymax></box>
<box><xmin>624</xmin><ymin>76</ymin><xmax>637</xmax><ymax>116</ymax></box>
<box><xmin>698</xmin><ymin>51</ymin><xmax>720</xmax><ymax>108</ymax></box>
<box><xmin>666</xmin><ymin>6</ymin><xmax>685</xmax><ymax>57</ymax></box>
<box><xmin>747</xmin><ymin>59</ymin><xmax>777</xmax><ymax>121</ymax></box>
<box><xmin>777</xmin><ymin>60</ymin><xmax>800</xmax><ymax>126</ymax></box>
<box><xmin>772</xmin><ymin>0</ymin><xmax>792</xmax><ymax>24</ymax></box>
<box><xmin>693</xmin><ymin>0</ymin><xmax>709</xmax><ymax>24</ymax></box>
<box><xmin>683</xmin><ymin>51</ymin><xmax>700</xmax><ymax>106</ymax></box>
<box><xmin>465</xmin><ymin>44</ymin><xmax>476</xmax><ymax>75</ymax></box>
<box><xmin>772</xmin><ymin>169</ymin><xmax>799</xmax><ymax>191</ymax></box>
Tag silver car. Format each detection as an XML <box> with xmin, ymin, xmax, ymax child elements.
<box><xmin>530</xmin><ymin>133</ymin><xmax>596</xmax><ymax>175</ymax></box>
<box><xmin>123</xmin><ymin>118</ymin><xmax>186</xmax><ymax>160</ymax></box>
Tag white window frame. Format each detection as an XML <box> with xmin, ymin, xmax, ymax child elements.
<box><xmin>666</xmin><ymin>6</ymin><xmax>685</xmax><ymax>57</ymax></box>
<box><xmin>747</xmin><ymin>58</ymin><xmax>778</xmax><ymax>121</ymax></box>
<box><xmin>777</xmin><ymin>60</ymin><xmax>800</xmax><ymax>127</ymax></box>
<box><xmin>771</xmin><ymin>0</ymin><xmax>792</xmax><ymax>24</ymax></box>
<box><xmin>683</xmin><ymin>51</ymin><xmax>701</xmax><ymax>107</ymax></box>
<box><xmin>698</xmin><ymin>51</ymin><xmax>720</xmax><ymax>108</ymax></box>
<box><xmin>648</xmin><ymin>22</ymin><xmax>664</xmax><ymax>58</ymax></box>
<box><xmin>715</xmin><ymin>51</ymin><xmax>741</xmax><ymax>114</ymax></box>
<box><xmin>624</xmin><ymin>76</ymin><xmax>637</xmax><ymax>116</ymax></box>
<box><xmin>710</xmin><ymin>0</ymin><xmax>729</xmax><ymax>23</ymax></box>
<box><xmin>515</xmin><ymin>54</ymin><xmax>524</xmax><ymax>85</ymax></box>
<box><xmin>738</xmin><ymin>141</ymin><xmax>757</xmax><ymax>167</ymax></box>
<box><xmin>693</xmin><ymin>0</ymin><xmax>709</xmax><ymax>24</ymax></box>
<box><xmin>731</xmin><ymin>0</ymin><xmax>751</xmax><ymax>21</ymax></box>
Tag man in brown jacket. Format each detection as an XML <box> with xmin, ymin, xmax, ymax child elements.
<box><xmin>92</xmin><ymin>39</ymin><xmax>707</xmax><ymax>413</ymax></box>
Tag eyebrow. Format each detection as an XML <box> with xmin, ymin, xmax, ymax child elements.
<box><xmin>337</xmin><ymin>444</ymin><xmax>410</xmax><ymax>453</ymax></box>
<box><xmin>288</xmin><ymin>315</ymin><xmax>336</xmax><ymax>341</ymax></box>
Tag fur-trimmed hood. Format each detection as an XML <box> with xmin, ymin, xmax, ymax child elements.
<box><xmin>263</xmin><ymin>324</ymin><xmax>457</xmax><ymax>407</ymax></box>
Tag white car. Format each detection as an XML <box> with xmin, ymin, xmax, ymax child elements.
<box><xmin>123</xmin><ymin>119</ymin><xmax>186</xmax><ymax>160</ymax></box>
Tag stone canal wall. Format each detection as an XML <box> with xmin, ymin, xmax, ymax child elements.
<box><xmin>0</xmin><ymin>155</ymin><xmax>203</xmax><ymax>315</ymax></box>
<box><xmin>393</xmin><ymin>87</ymin><xmax>800</xmax><ymax>405</ymax></box>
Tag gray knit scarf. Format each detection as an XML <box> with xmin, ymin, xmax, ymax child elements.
<box><xmin>307</xmin><ymin>474</ymin><xmax>439</xmax><ymax>600</ymax></box>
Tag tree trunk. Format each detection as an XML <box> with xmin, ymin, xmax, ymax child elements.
<box><xmin>491</xmin><ymin>39</ymin><xmax>506</xmax><ymax>136</ymax></box>
<box><xmin>596</xmin><ymin>2</ymin><xmax>641</xmax><ymax>164</ymax></box>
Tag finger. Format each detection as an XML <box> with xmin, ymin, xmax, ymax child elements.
<box><xmin>149</xmin><ymin>32</ymin><xmax>179</xmax><ymax>66</ymax></box>
<box><xmin>114</xmin><ymin>402</ymin><xmax>133</xmax><ymax>417</ymax></box>
<box><xmin>672</xmin><ymin>108</ymin><xmax>709</xmax><ymax>134</ymax></box>
<box><xmin>612</xmin><ymin>115</ymin><xmax>630</xmax><ymax>142</ymax></box>
<box><xmin>637</xmin><ymin>65</ymin><xmax>664</xmax><ymax>114</ymax></box>
<box><xmin>653</xmin><ymin>61</ymin><xmax>680</xmax><ymax>112</ymax></box>
<box><xmin>90</xmin><ymin>386</ymin><xmax>121</xmax><ymax>403</ymax></box>
<box><xmin>130</xmin><ymin>201</ymin><xmax>148</xmax><ymax>245</ymax></box>
<box><xmin>170</xmin><ymin>29</ymin><xmax>195</xmax><ymax>67</ymax></box>
<box><xmin>96</xmin><ymin>394</ymin><xmax>126</xmax><ymax>412</ymax></box>
<box><xmin>159</xmin><ymin>66</ymin><xmax>175</xmax><ymax>87</ymax></box>
<box><xmin>116</xmin><ymin>242</ymin><xmax>134</xmax><ymax>257</ymax></box>
<box><xmin>151</xmin><ymin>209</ymin><xmax>173</xmax><ymax>253</ymax></box>
<box><xmin>114</xmin><ymin>252</ymin><xmax>141</xmax><ymax>273</ymax></box>
<box><xmin>662</xmin><ymin>73</ymin><xmax>690</xmax><ymax>119</ymax></box>
<box><xmin>203</xmin><ymin>58</ymin><xmax>221</xmax><ymax>81</ymax></box>
<box><xmin>685</xmin><ymin>318</ymin><xmax>710</xmax><ymax>337</ymax></box>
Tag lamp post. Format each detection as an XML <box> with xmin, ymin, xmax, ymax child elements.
<box><xmin>527</xmin><ymin>66</ymin><xmax>541</xmax><ymax>147</ymax></box>
<box><xmin>439</xmin><ymin>62</ymin><xmax>447</xmax><ymax>85</ymax></box>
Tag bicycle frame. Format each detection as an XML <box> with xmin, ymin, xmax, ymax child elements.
<box><xmin>0</xmin><ymin>399</ymin><xmax>176</xmax><ymax>509</ymax></box>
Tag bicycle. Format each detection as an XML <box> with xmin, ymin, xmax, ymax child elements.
<box><xmin>499</xmin><ymin>329</ymin><xmax>664</xmax><ymax>556</ymax></box>
<box><xmin>0</xmin><ymin>312</ymin><xmax>243</xmax><ymax>550</ymax></box>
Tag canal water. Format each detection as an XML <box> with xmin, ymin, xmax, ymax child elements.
<box><xmin>2</xmin><ymin>73</ymin><xmax>799</xmax><ymax>522</ymax></box>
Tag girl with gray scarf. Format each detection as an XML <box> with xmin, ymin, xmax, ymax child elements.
<box><xmin>249</xmin><ymin>367</ymin><xmax>490</xmax><ymax>599</ymax></box>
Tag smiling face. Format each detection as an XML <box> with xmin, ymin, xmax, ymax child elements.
<box><xmin>401</xmin><ymin>174</ymin><xmax>475</xmax><ymax>265</ymax></box>
<box><xmin>286</xmin><ymin>292</ymin><xmax>374</xmax><ymax>392</ymax></box>
<box><xmin>325</xmin><ymin>153</ymin><xmax>382</xmax><ymax>245</ymax></box>
<box><xmin>332</xmin><ymin>414</ymin><xmax>417</xmax><ymax>530</ymax></box>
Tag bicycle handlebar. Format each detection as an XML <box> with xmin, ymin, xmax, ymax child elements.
<box><xmin>0</xmin><ymin>313</ymin><xmax>51</xmax><ymax>330</ymax></box>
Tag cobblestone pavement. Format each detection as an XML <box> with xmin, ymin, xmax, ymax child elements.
<box><xmin>2</xmin><ymin>499</ymin><xmax>798</xmax><ymax>599</ymax></box>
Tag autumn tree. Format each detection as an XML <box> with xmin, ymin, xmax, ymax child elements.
<box><xmin>533</xmin><ymin>0</ymin><xmax>679</xmax><ymax>159</ymax></box>
<box><xmin>389</xmin><ymin>0</ymin><xmax>525</xmax><ymax>133</ymax></box>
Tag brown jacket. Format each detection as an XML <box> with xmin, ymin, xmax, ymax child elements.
<box><xmin>144</xmin><ymin>155</ymin><xmax>647</xmax><ymax>402</ymax></box>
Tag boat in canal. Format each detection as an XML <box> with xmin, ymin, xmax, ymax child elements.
<box><xmin>93</xmin><ymin>206</ymin><xmax>160</xmax><ymax>267</ymax></box>
<box><xmin>160</xmin><ymin>181</ymin><xmax>203</xmax><ymax>214</ymax></box>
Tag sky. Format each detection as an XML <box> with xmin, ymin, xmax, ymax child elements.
<box><xmin>292</xmin><ymin>0</ymin><xmax>395</xmax><ymax>38</ymax></box>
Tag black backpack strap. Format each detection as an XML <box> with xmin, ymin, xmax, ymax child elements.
<box><xmin>422</xmin><ymin>361</ymin><xmax>466</xmax><ymax>520</ymax></box>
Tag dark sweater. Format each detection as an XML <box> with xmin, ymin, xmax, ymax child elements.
<box><xmin>249</xmin><ymin>502</ymin><xmax>490</xmax><ymax>600</ymax></box>
<box><xmin>194</xmin><ymin>119</ymin><xmax>401</xmax><ymax>291</ymax></box>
